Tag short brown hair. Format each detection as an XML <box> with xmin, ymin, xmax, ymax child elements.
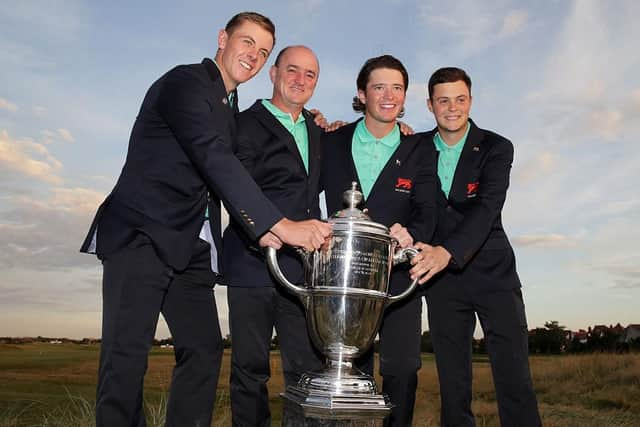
<box><xmin>352</xmin><ymin>55</ymin><xmax>408</xmax><ymax>117</ymax></box>
<box><xmin>225</xmin><ymin>12</ymin><xmax>276</xmax><ymax>45</ymax></box>
<box><xmin>428</xmin><ymin>67</ymin><xmax>471</xmax><ymax>99</ymax></box>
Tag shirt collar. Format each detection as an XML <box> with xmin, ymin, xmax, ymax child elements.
<box><xmin>354</xmin><ymin>119</ymin><xmax>400</xmax><ymax>148</ymax></box>
<box><xmin>433</xmin><ymin>122</ymin><xmax>470</xmax><ymax>153</ymax></box>
<box><xmin>211</xmin><ymin>58</ymin><xmax>236</xmax><ymax>107</ymax></box>
<box><xmin>262</xmin><ymin>99</ymin><xmax>306</xmax><ymax>125</ymax></box>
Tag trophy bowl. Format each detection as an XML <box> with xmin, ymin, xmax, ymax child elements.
<box><xmin>266</xmin><ymin>183</ymin><xmax>419</xmax><ymax>418</ymax></box>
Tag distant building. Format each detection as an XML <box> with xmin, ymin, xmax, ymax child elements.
<box><xmin>623</xmin><ymin>324</ymin><xmax>640</xmax><ymax>343</ymax></box>
<box><xmin>571</xmin><ymin>329</ymin><xmax>588</xmax><ymax>344</ymax></box>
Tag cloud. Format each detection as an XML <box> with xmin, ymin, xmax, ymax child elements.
<box><xmin>41</xmin><ymin>128</ymin><xmax>75</xmax><ymax>144</ymax></box>
<box><xmin>525</xmin><ymin>2</ymin><xmax>640</xmax><ymax>142</ymax></box>
<box><xmin>0</xmin><ymin>97</ymin><xmax>18</xmax><ymax>112</ymax></box>
<box><xmin>0</xmin><ymin>185</ymin><xmax>106</xmax><ymax>270</ymax></box>
<box><xmin>633</xmin><ymin>89</ymin><xmax>640</xmax><ymax>108</ymax></box>
<box><xmin>513</xmin><ymin>150</ymin><xmax>556</xmax><ymax>185</ymax></box>
<box><xmin>588</xmin><ymin>109</ymin><xmax>624</xmax><ymax>142</ymax></box>
<box><xmin>512</xmin><ymin>233</ymin><xmax>572</xmax><ymax>248</ymax></box>
<box><xmin>499</xmin><ymin>10</ymin><xmax>528</xmax><ymax>38</ymax></box>
<box><xmin>57</xmin><ymin>128</ymin><xmax>75</xmax><ymax>143</ymax></box>
<box><xmin>0</xmin><ymin>267</ymin><xmax>101</xmax><ymax>313</ymax></box>
<box><xmin>50</xmin><ymin>187</ymin><xmax>105</xmax><ymax>215</ymax></box>
<box><xmin>419</xmin><ymin>3</ymin><xmax>528</xmax><ymax>58</ymax></box>
<box><xmin>0</xmin><ymin>129</ymin><xmax>63</xmax><ymax>184</ymax></box>
<box><xmin>612</xmin><ymin>280</ymin><xmax>640</xmax><ymax>289</ymax></box>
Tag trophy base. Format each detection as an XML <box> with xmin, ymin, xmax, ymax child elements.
<box><xmin>280</xmin><ymin>367</ymin><xmax>392</xmax><ymax>420</ymax></box>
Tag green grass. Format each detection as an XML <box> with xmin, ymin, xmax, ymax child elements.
<box><xmin>1</xmin><ymin>344</ymin><xmax>640</xmax><ymax>426</ymax></box>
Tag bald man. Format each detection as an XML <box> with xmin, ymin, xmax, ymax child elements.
<box><xmin>221</xmin><ymin>46</ymin><xmax>325</xmax><ymax>426</ymax></box>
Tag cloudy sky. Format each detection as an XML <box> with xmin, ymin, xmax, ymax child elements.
<box><xmin>1</xmin><ymin>0</ymin><xmax>638</xmax><ymax>339</ymax></box>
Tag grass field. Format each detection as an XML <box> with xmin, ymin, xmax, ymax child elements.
<box><xmin>1</xmin><ymin>343</ymin><xmax>639</xmax><ymax>426</ymax></box>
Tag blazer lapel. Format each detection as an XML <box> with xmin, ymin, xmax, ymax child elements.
<box><xmin>203</xmin><ymin>59</ymin><xmax>238</xmax><ymax>144</ymax></box>
<box><xmin>348</xmin><ymin>122</ymin><xmax>365</xmax><ymax>196</ymax></box>
<box><xmin>304</xmin><ymin>109</ymin><xmax>322</xmax><ymax>184</ymax></box>
<box><xmin>253</xmin><ymin>101</ymin><xmax>308</xmax><ymax>174</ymax></box>
<box><xmin>449</xmin><ymin>119</ymin><xmax>483</xmax><ymax>202</ymax></box>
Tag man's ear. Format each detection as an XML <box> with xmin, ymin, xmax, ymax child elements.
<box><xmin>427</xmin><ymin>98</ymin><xmax>434</xmax><ymax>113</ymax></box>
<box><xmin>269</xmin><ymin>65</ymin><xmax>277</xmax><ymax>84</ymax></box>
<box><xmin>357</xmin><ymin>90</ymin><xmax>366</xmax><ymax>106</ymax></box>
<box><xmin>218</xmin><ymin>29</ymin><xmax>228</xmax><ymax>50</ymax></box>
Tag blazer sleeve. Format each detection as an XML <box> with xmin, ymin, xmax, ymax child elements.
<box><xmin>156</xmin><ymin>67</ymin><xmax>282</xmax><ymax>240</ymax></box>
<box><xmin>442</xmin><ymin>139</ymin><xmax>513</xmax><ymax>269</ymax></box>
<box><xmin>406</xmin><ymin>139</ymin><xmax>439</xmax><ymax>244</ymax></box>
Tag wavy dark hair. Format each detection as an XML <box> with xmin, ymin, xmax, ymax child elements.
<box><xmin>352</xmin><ymin>55</ymin><xmax>408</xmax><ymax>117</ymax></box>
<box><xmin>427</xmin><ymin>67</ymin><xmax>472</xmax><ymax>99</ymax></box>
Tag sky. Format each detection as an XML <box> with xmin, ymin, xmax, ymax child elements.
<box><xmin>1</xmin><ymin>0</ymin><xmax>639</xmax><ymax>339</ymax></box>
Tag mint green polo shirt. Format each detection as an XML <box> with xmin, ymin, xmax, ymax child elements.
<box><xmin>433</xmin><ymin>123</ymin><xmax>470</xmax><ymax>198</ymax></box>
<box><xmin>352</xmin><ymin>120</ymin><xmax>401</xmax><ymax>199</ymax></box>
<box><xmin>262</xmin><ymin>99</ymin><xmax>309</xmax><ymax>173</ymax></box>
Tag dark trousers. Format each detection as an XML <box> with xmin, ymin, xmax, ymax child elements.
<box><xmin>96</xmin><ymin>234</ymin><xmax>223</xmax><ymax>427</ymax></box>
<box><xmin>228</xmin><ymin>285</ymin><xmax>324</xmax><ymax>427</ymax></box>
<box><xmin>426</xmin><ymin>285</ymin><xmax>541</xmax><ymax>427</ymax></box>
<box><xmin>357</xmin><ymin>295</ymin><xmax>423</xmax><ymax>427</ymax></box>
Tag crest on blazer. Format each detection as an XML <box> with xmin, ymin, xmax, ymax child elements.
<box><xmin>395</xmin><ymin>177</ymin><xmax>412</xmax><ymax>194</ymax></box>
<box><xmin>467</xmin><ymin>182</ymin><xmax>479</xmax><ymax>197</ymax></box>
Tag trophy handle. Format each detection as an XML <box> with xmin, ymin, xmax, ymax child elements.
<box><xmin>386</xmin><ymin>247</ymin><xmax>420</xmax><ymax>305</ymax></box>
<box><xmin>265</xmin><ymin>247</ymin><xmax>311</xmax><ymax>303</ymax></box>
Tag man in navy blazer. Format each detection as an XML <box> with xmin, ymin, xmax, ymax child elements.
<box><xmin>322</xmin><ymin>55</ymin><xmax>438</xmax><ymax>426</ymax></box>
<box><xmin>222</xmin><ymin>45</ymin><xmax>325</xmax><ymax>426</ymax></box>
<box><xmin>410</xmin><ymin>67</ymin><xmax>541</xmax><ymax>426</ymax></box>
<box><xmin>79</xmin><ymin>13</ymin><xmax>330</xmax><ymax>427</ymax></box>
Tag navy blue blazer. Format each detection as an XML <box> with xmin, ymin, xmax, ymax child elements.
<box><xmin>80</xmin><ymin>59</ymin><xmax>282</xmax><ymax>271</ymax></box>
<box><xmin>222</xmin><ymin>101</ymin><xmax>323</xmax><ymax>287</ymax></box>
<box><xmin>321</xmin><ymin>119</ymin><xmax>439</xmax><ymax>293</ymax></box>
<box><xmin>428</xmin><ymin>119</ymin><xmax>521</xmax><ymax>292</ymax></box>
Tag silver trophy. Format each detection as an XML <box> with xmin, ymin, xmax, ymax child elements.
<box><xmin>266</xmin><ymin>182</ymin><xmax>419</xmax><ymax>418</ymax></box>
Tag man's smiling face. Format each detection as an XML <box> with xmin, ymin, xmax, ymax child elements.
<box><xmin>217</xmin><ymin>20</ymin><xmax>274</xmax><ymax>88</ymax></box>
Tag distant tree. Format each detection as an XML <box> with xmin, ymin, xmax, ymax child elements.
<box><xmin>529</xmin><ymin>321</ymin><xmax>567</xmax><ymax>354</ymax></box>
<box><xmin>544</xmin><ymin>321</ymin><xmax>567</xmax><ymax>353</ymax></box>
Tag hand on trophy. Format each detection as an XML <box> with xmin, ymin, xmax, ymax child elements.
<box><xmin>258</xmin><ymin>231</ymin><xmax>283</xmax><ymax>249</ymax></box>
<box><xmin>389</xmin><ymin>223</ymin><xmax>413</xmax><ymax>248</ymax></box>
<box><xmin>271</xmin><ymin>218</ymin><xmax>332</xmax><ymax>251</ymax></box>
<box><xmin>410</xmin><ymin>242</ymin><xmax>452</xmax><ymax>284</ymax></box>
